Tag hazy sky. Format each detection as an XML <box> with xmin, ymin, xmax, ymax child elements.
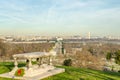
<box><xmin>0</xmin><ymin>0</ymin><xmax>120</xmax><ymax>36</ymax></box>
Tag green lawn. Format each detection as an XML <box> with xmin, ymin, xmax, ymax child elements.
<box><xmin>43</xmin><ymin>66</ymin><xmax>120</xmax><ymax>80</ymax></box>
<box><xmin>0</xmin><ymin>62</ymin><xmax>120</xmax><ymax>80</ymax></box>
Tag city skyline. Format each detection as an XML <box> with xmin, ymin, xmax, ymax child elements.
<box><xmin>0</xmin><ymin>0</ymin><xmax>120</xmax><ymax>36</ymax></box>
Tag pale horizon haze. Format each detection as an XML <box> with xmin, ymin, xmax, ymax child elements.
<box><xmin>0</xmin><ymin>0</ymin><xmax>120</xmax><ymax>36</ymax></box>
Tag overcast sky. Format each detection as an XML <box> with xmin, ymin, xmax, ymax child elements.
<box><xmin>0</xmin><ymin>0</ymin><xmax>120</xmax><ymax>36</ymax></box>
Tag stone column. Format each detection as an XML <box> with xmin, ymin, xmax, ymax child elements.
<box><xmin>37</xmin><ymin>58</ymin><xmax>42</xmax><ymax>67</ymax></box>
<box><xmin>49</xmin><ymin>56</ymin><xmax>52</xmax><ymax>65</ymax></box>
<box><xmin>9</xmin><ymin>57</ymin><xmax>18</xmax><ymax>75</ymax></box>
<box><xmin>39</xmin><ymin>57</ymin><xmax>42</xmax><ymax>66</ymax></box>
<box><xmin>28</xmin><ymin>58</ymin><xmax>32</xmax><ymax>69</ymax></box>
<box><xmin>14</xmin><ymin>57</ymin><xmax>18</xmax><ymax>69</ymax></box>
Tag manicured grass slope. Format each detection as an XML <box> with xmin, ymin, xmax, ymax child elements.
<box><xmin>0</xmin><ymin>62</ymin><xmax>120</xmax><ymax>80</ymax></box>
<box><xmin>43</xmin><ymin>66</ymin><xmax>120</xmax><ymax>80</ymax></box>
<box><xmin>0</xmin><ymin>65</ymin><xmax>15</xmax><ymax>80</ymax></box>
<box><xmin>0</xmin><ymin>66</ymin><xmax>10</xmax><ymax>74</ymax></box>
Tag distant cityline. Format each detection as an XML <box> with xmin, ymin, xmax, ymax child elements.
<box><xmin>0</xmin><ymin>32</ymin><xmax>120</xmax><ymax>38</ymax></box>
<box><xmin>0</xmin><ymin>34</ymin><xmax>120</xmax><ymax>43</ymax></box>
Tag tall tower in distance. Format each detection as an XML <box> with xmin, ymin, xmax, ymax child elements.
<box><xmin>88</xmin><ymin>32</ymin><xmax>91</xmax><ymax>39</ymax></box>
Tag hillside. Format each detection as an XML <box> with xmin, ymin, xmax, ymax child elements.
<box><xmin>0</xmin><ymin>62</ymin><xmax>120</xmax><ymax>80</ymax></box>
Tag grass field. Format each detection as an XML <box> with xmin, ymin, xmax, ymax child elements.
<box><xmin>43</xmin><ymin>66</ymin><xmax>120</xmax><ymax>80</ymax></box>
<box><xmin>0</xmin><ymin>62</ymin><xmax>120</xmax><ymax>80</ymax></box>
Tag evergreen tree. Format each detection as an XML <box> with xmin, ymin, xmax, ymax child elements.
<box><xmin>114</xmin><ymin>50</ymin><xmax>120</xmax><ymax>65</ymax></box>
<box><xmin>106</xmin><ymin>52</ymin><xmax>112</xmax><ymax>60</ymax></box>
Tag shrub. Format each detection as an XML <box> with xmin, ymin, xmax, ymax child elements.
<box><xmin>118</xmin><ymin>70</ymin><xmax>120</xmax><ymax>73</ymax></box>
<box><xmin>63</xmin><ymin>59</ymin><xmax>72</xmax><ymax>66</ymax></box>
<box><xmin>14</xmin><ymin>68</ymin><xmax>25</xmax><ymax>77</ymax></box>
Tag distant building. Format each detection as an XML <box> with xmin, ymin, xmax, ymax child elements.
<box><xmin>5</xmin><ymin>36</ymin><xmax>14</xmax><ymax>42</ymax></box>
<box><xmin>88</xmin><ymin>32</ymin><xmax>91</xmax><ymax>39</ymax></box>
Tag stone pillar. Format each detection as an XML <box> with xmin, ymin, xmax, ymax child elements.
<box><xmin>9</xmin><ymin>57</ymin><xmax>18</xmax><ymax>75</ymax></box>
<box><xmin>28</xmin><ymin>58</ymin><xmax>32</xmax><ymax>69</ymax></box>
<box><xmin>26</xmin><ymin>59</ymin><xmax>29</xmax><ymax>69</ymax></box>
<box><xmin>37</xmin><ymin>57</ymin><xmax>42</xmax><ymax>67</ymax></box>
<box><xmin>49</xmin><ymin>56</ymin><xmax>52</xmax><ymax>65</ymax></box>
<box><xmin>39</xmin><ymin>57</ymin><xmax>42</xmax><ymax>66</ymax></box>
<box><xmin>14</xmin><ymin>57</ymin><xmax>18</xmax><ymax>68</ymax></box>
